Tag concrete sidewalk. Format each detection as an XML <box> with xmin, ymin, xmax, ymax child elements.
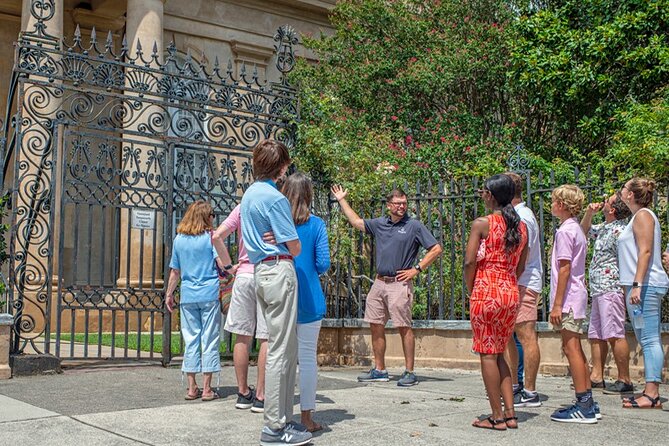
<box><xmin>0</xmin><ymin>363</ymin><xmax>666</xmax><ymax>445</ymax></box>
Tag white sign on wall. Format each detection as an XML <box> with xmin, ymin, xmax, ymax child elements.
<box><xmin>131</xmin><ymin>209</ymin><xmax>156</xmax><ymax>230</ymax></box>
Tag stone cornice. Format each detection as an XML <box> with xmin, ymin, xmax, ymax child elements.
<box><xmin>216</xmin><ymin>0</ymin><xmax>333</xmax><ymax>27</ymax></box>
<box><xmin>230</xmin><ymin>40</ymin><xmax>274</xmax><ymax>68</ymax></box>
<box><xmin>72</xmin><ymin>8</ymin><xmax>126</xmax><ymax>32</ymax></box>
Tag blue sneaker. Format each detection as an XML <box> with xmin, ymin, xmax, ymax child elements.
<box><xmin>397</xmin><ymin>370</ymin><xmax>418</xmax><ymax>387</ymax></box>
<box><xmin>357</xmin><ymin>368</ymin><xmax>390</xmax><ymax>382</ymax></box>
<box><xmin>550</xmin><ymin>404</ymin><xmax>598</xmax><ymax>424</ymax></box>
<box><xmin>593</xmin><ymin>402</ymin><xmax>602</xmax><ymax>420</ymax></box>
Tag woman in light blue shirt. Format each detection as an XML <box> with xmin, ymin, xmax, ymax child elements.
<box><xmin>166</xmin><ymin>200</ymin><xmax>233</xmax><ymax>401</ymax></box>
<box><xmin>282</xmin><ymin>172</ymin><xmax>331</xmax><ymax>432</ymax></box>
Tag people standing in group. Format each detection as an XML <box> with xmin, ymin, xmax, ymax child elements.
<box><xmin>465</xmin><ymin>174</ymin><xmax>528</xmax><ymax>431</ymax></box>
<box><xmin>547</xmin><ymin>185</ymin><xmax>599</xmax><ymax>424</ymax></box>
<box><xmin>212</xmin><ymin>204</ymin><xmax>268</xmax><ymax>413</ymax></box>
<box><xmin>165</xmin><ymin>200</ymin><xmax>233</xmax><ymax>402</ymax></box>
<box><xmin>331</xmin><ymin>184</ymin><xmax>443</xmax><ymax>387</ymax></box>
<box><xmin>503</xmin><ymin>172</ymin><xmax>543</xmax><ymax>408</ymax></box>
<box><xmin>241</xmin><ymin>140</ymin><xmax>311</xmax><ymax>446</ymax></box>
<box><xmin>618</xmin><ymin>178</ymin><xmax>669</xmax><ymax>409</ymax></box>
<box><xmin>580</xmin><ymin>193</ymin><xmax>633</xmax><ymax>395</ymax></box>
<box><xmin>282</xmin><ymin>172</ymin><xmax>331</xmax><ymax>432</ymax></box>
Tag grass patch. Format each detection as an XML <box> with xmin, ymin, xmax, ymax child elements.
<box><xmin>58</xmin><ymin>332</ymin><xmax>247</xmax><ymax>355</ymax></box>
<box><xmin>59</xmin><ymin>332</ymin><xmax>184</xmax><ymax>354</ymax></box>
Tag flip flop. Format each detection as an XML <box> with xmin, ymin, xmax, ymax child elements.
<box><xmin>623</xmin><ymin>393</ymin><xmax>663</xmax><ymax>409</ymax></box>
<box><xmin>472</xmin><ymin>416</ymin><xmax>507</xmax><ymax>431</ymax></box>
<box><xmin>184</xmin><ymin>388</ymin><xmax>203</xmax><ymax>401</ymax></box>
<box><xmin>201</xmin><ymin>392</ymin><xmax>220</xmax><ymax>402</ymax></box>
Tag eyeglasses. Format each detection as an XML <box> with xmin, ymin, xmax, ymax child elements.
<box><xmin>388</xmin><ymin>201</ymin><xmax>408</xmax><ymax>207</ymax></box>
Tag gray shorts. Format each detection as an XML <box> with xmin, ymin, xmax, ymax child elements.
<box><xmin>224</xmin><ymin>273</ymin><xmax>269</xmax><ymax>339</ymax></box>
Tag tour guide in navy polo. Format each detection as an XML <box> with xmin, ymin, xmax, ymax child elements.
<box><xmin>331</xmin><ymin>185</ymin><xmax>443</xmax><ymax>386</ymax></box>
<box><xmin>241</xmin><ymin>140</ymin><xmax>311</xmax><ymax>446</ymax></box>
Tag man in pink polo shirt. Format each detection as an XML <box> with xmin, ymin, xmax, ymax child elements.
<box><xmin>214</xmin><ymin>204</ymin><xmax>269</xmax><ymax>413</ymax></box>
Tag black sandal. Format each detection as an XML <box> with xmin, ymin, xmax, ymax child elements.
<box><xmin>504</xmin><ymin>415</ymin><xmax>518</xmax><ymax>429</ymax></box>
<box><xmin>472</xmin><ymin>416</ymin><xmax>507</xmax><ymax>431</ymax></box>
<box><xmin>623</xmin><ymin>393</ymin><xmax>663</xmax><ymax>409</ymax></box>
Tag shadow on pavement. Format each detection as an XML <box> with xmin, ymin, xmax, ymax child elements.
<box><xmin>213</xmin><ymin>386</ymin><xmax>239</xmax><ymax>399</ymax></box>
<box><xmin>310</xmin><ymin>408</ymin><xmax>356</xmax><ymax>437</ymax></box>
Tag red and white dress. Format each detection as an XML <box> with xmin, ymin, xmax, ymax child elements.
<box><xmin>470</xmin><ymin>214</ymin><xmax>527</xmax><ymax>354</ymax></box>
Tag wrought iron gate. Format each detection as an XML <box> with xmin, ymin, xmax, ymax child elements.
<box><xmin>1</xmin><ymin>0</ymin><xmax>298</xmax><ymax>364</ymax></box>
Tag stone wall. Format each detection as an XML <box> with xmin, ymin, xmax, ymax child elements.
<box><xmin>318</xmin><ymin>320</ymin><xmax>669</xmax><ymax>383</ymax></box>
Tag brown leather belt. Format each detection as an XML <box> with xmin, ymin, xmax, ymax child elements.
<box><xmin>261</xmin><ymin>254</ymin><xmax>293</xmax><ymax>263</ymax></box>
<box><xmin>376</xmin><ymin>274</ymin><xmax>398</xmax><ymax>283</ymax></box>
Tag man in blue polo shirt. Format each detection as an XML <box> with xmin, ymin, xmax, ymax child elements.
<box><xmin>241</xmin><ymin>140</ymin><xmax>310</xmax><ymax>446</ymax></box>
<box><xmin>332</xmin><ymin>185</ymin><xmax>443</xmax><ymax>387</ymax></box>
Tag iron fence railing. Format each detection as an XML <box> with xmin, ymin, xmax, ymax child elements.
<box><xmin>316</xmin><ymin>169</ymin><xmax>669</xmax><ymax>323</ymax></box>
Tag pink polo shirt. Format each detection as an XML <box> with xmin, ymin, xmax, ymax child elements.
<box><xmin>550</xmin><ymin>217</ymin><xmax>588</xmax><ymax>319</ymax></box>
<box><xmin>221</xmin><ymin>204</ymin><xmax>255</xmax><ymax>275</ymax></box>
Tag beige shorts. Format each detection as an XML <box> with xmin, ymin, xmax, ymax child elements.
<box><xmin>363</xmin><ymin>279</ymin><xmax>413</xmax><ymax>327</ymax></box>
<box><xmin>515</xmin><ymin>286</ymin><xmax>540</xmax><ymax>324</ymax></box>
<box><xmin>224</xmin><ymin>273</ymin><xmax>269</xmax><ymax>339</ymax></box>
<box><xmin>550</xmin><ymin>308</ymin><xmax>586</xmax><ymax>334</ymax></box>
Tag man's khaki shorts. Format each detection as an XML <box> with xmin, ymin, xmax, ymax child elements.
<box><xmin>363</xmin><ymin>279</ymin><xmax>413</xmax><ymax>327</ymax></box>
<box><xmin>549</xmin><ymin>308</ymin><xmax>586</xmax><ymax>334</ymax></box>
<box><xmin>224</xmin><ymin>273</ymin><xmax>269</xmax><ymax>339</ymax></box>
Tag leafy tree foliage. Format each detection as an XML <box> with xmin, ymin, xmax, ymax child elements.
<box><xmin>509</xmin><ymin>0</ymin><xmax>669</xmax><ymax>171</ymax></box>
<box><xmin>291</xmin><ymin>0</ymin><xmax>669</xmax><ymax>188</ymax></box>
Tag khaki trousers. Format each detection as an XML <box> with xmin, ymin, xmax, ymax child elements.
<box><xmin>255</xmin><ymin>259</ymin><xmax>298</xmax><ymax>430</ymax></box>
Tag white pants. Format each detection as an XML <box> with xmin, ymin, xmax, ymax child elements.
<box><xmin>297</xmin><ymin>320</ymin><xmax>321</xmax><ymax>412</ymax></box>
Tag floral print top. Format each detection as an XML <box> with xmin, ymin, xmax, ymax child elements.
<box><xmin>588</xmin><ymin>219</ymin><xmax>627</xmax><ymax>295</ymax></box>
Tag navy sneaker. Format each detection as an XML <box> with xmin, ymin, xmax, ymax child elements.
<box><xmin>593</xmin><ymin>402</ymin><xmax>602</xmax><ymax>420</ymax></box>
<box><xmin>236</xmin><ymin>388</ymin><xmax>255</xmax><ymax>410</ymax></box>
<box><xmin>550</xmin><ymin>404</ymin><xmax>598</xmax><ymax>424</ymax></box>
<box><xmin>357</xmin><ymin>368</ymin><xmax>390</xmax><ymax>382</ymax></box>
<box><xmin>251</xmin><ymin>398</ymin><xmax>264</xmax><ymax>413</ymax></box>
<box><xmin>397</xmin><ymin>370</ymin><xmax>418</xmax><ymax>387</ymax></box>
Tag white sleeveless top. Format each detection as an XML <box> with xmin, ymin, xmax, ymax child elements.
<box><xmin>617</xmin><ymin>208</ymin><xmax>669</xmax><ymax>287</ymax></box>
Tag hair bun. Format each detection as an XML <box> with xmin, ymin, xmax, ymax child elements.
<box><xmin>643</xmin><ymin>179</ymin><xmax>656</xmax><ymax>194</ymax></box>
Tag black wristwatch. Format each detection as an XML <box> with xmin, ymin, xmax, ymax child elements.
<box><xmin>632</xmin><ymin>281</ymin><xmax>640</xmax><ymax>288</ymax></box>
<box><xmin>223</xmin><ymin>264</ymin><xmax>233</xmax><ymax>271</ymax></box>
<box><xmin>414</xmin><ymin>264</ymin><xmax>423</xmax><ymax>273</ymax></box>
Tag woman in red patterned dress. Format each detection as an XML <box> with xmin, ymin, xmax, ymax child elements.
<box><xmin>465</xmin><ymin>174</ymin><xmax>528</xmax><ymax>430</ymax></box>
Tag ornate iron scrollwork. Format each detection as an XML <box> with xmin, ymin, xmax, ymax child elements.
<box><xmin>2</xmin><ymin>0</ymin><xmax>299</xmax><ymax>359</ymax></box>
<box><xmin>274</xmin><ymin>26</ymin><xmax>299</xmax><ymax>82</ymax></box>
<box><xmin>21</xmin><ymin>0</ymin><xmax>59</xmax><ymax>43</ymax></box>
<box><xmin>507</xmin><ymin>144</ymin><xmax>531</xmax><ymax>173</ymax></box>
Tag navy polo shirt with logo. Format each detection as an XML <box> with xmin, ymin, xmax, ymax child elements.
<box><xmin>364</xmin><ymin>214</ymin><xmax>438</xmax><ymax>277</ymax></box>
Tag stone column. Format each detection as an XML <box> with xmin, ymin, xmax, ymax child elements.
<box><xmin>117</xmin><ymin>0</ymin><xmax>165</xmax><ymax>290</ymax></box>
<box><xmin>0</xmin><ymin>313</ymin><xmax>11</xmax><ymax>379</ymax></box>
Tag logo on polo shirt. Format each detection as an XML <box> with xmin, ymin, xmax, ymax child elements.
<box><xmin>398</xmin><ymin>227</ymin><xmax>407</xmax><ymax>234</ymax></box>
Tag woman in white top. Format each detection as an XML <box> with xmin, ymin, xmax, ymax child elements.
<box><xmin>617</xmin><ymin>178</ymin><xmax>669</xmax><ymax>409</ymax></box>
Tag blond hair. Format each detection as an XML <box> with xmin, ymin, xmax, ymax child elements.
<box><xmin>552</xmin><ymin>185</ymin><xmax>584</xmax><ymax>217</ymax></box>
<box><xmin>177</xmin><ymin>200</ymin><xmax>214</xmax><ymax>235</ymax></box>
<box><xmin>627</xmin><ymin>177</ymin><xmax>656</xmax><ymax>208</ymax></box>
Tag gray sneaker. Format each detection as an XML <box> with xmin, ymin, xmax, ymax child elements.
<box><xmin>513</xmin><ymin>389</ymin><xmax>542</xmax><ymax>408</ymax></box>
<box><xmin>602</xmin><ymin>380</ymin><xmax>634</xmax><ymax>395</ymax></box>
<box><xmin>357</xmin><ymin>368</ymin><xmax>390</xmax><ymax>382</ymax></box>
<box><xmin>397</xmin><ymin>370</ymin><xmax>418</xmax><ymax>387</ymax></box>
<box><xmin>259</xmin><ymin>425</ymin><xmax>312</xmax><ymax>446</ymax></box>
